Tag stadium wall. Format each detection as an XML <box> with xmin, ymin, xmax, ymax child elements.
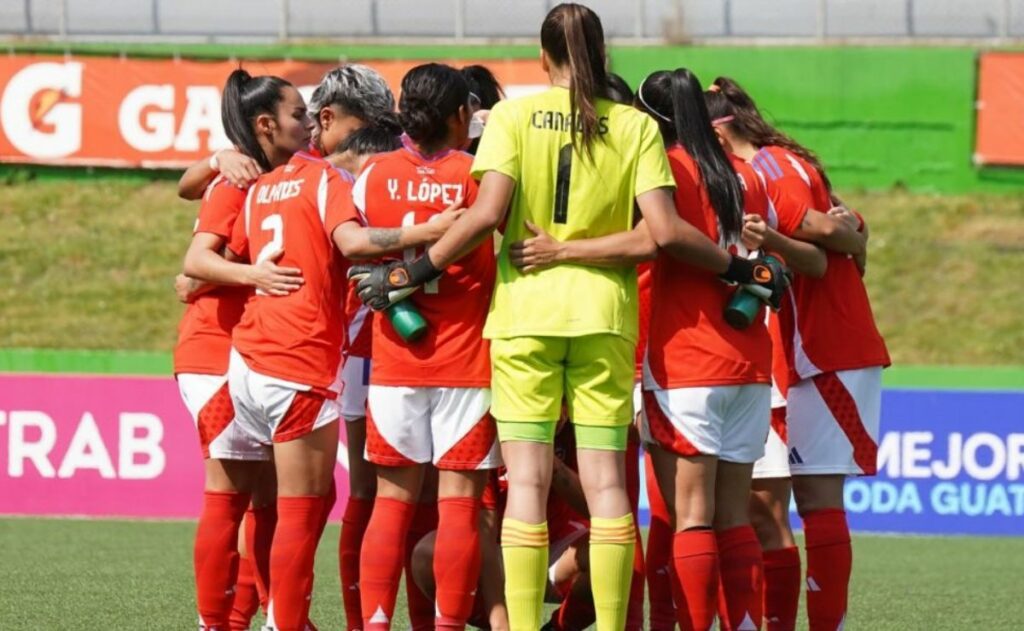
<box><xmin>2</xmin><ymin>43</ymin><xmax>1023</xmax><ymax>192</ymax></box>
<box><xmin>1</xmin><ymin>349</ymin><xmax>1022</xmax><ymax>535</ymax></box>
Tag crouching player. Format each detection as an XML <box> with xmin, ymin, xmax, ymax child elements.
<box><xmin>345</xmin><ymin>63</ymin><xmax>500</xmax><ymax>631</ymax></box>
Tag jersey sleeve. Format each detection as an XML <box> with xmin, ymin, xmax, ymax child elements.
<box><xmin>634</xmin><ymin>116</ymin><xmax>676</xmax><ymax>196</ymax></box>
<box><xmin>322</xmin><ymin>167</ymin><xmax>358</xmax><ymax>236</ymax></box>
<box><xmin>226</xmin><ymin>207</ymin><xmax>249</xmax><ymax>261</ymax></box>
<box><xmin>471</xmin><ymin>101</ymin><xmax>519</xmax><ymax>182</ymax></box>
<box><xmin>762</xmin><ymin>177</ymin><xmax>809</xmax><ymax>237</ymax></box>
<box><xmin>195</xmin><ymin>178</ymin><xmax>247</xmax><ymax>239</ymax></box>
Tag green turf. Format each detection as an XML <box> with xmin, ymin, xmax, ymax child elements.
<box><xmin>2</xmin><ymin>177</ymin><xmax>1024</xmax><ymax>366</ymax></box>
<box><xmin>1</xmin><ymin>517</ymin><xmax>1021</xmax><ymax>629</ymax></box>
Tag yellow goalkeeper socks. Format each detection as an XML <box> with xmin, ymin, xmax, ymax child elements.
<box><xmin>501</xmin><ymin>519</ymin><xmax>549</xmax><ymax>631</ymax></box>
<box><xmin>589</xmin><ymin>513</ymin><xmax>637</xmax><ymax>630</ymax></box>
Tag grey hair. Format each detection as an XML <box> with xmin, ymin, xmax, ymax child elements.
<box><xmin>308</xmin><ymin>64</ymin><xmax>395</xmax><ymax>127</ymax></box>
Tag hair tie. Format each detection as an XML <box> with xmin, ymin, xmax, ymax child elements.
<box><xmin>712</xmin><ymin>115</ymin><xmax>735</xmax><ymax>127</ymax></box>
<box><xmin>637</xmin><ymin>79</ymin><xmax>672</xmax><ymax>123</ymax></box>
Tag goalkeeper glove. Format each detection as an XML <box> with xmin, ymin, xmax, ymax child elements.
<box><xmin>348</xmin><ymin>255</ymin><xmax>442</xmax><ymax>311</ymax></box>
<box><xmin>720</xmin><ymin>253</ymin><xmax>791</xmax><ymax>311</ymax></box>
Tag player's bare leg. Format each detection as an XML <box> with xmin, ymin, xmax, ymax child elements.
<box><xmin>650</xmin><ymin>446</ymin><xmax>719</xmax><ymax>631</ymax></box>
<box><xmin>793</xmin><ymin>474</ymin><xmax>850</xmax><ymax>631</ymax></box>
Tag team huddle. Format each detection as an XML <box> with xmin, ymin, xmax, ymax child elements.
<box><xmin>172</xmin><ymin>4</ymin><xmax>889</xmax><ymax>631</ymax></box>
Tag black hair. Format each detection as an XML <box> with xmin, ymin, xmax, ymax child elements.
<box><xmin>637</xmin><ymin>69</ymin><xmax>744</xmax><ymax>242</ymax></box>
<box><xmin>708</xmin><ymin>76</ymin><xmax>832</xmax><ymax>192</ymax></box>
<box><xmin>605</xmin><ymin>73</ymin><xmax>633</xmax><ymax>105</ymax></box>
<box><xmin>221</xmin><ymin>68</ymin><xmax>292</xmax><ymax>172</ymax></box>
<box><xmin>398</xmin><ymin>63</ymin><xmax>470</xmax><ymax>149</ymax></box>
<box><xmin>336</xmin><ymin>112</ymin><xmax>402</xmax><ymax>156</ymax></box>
<box><xmin>461</xmin><ymin>64</ymin><xmax>505</xmax><ymax>110</ymax></box>
<box><xmin>541</xmin><ymin>3</ymin><xmax>608</xmax><ymax>160</ymax></box>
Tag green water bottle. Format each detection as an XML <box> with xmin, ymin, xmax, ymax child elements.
<box><xmin>724</xmin><ymin>288</ymin><xmax>763</xmax><ymax>330</ymax></box>
<box><xmin>386</xmin><ymin>299</ymin><xmax>428</xmax><ymax>342</ymax></box>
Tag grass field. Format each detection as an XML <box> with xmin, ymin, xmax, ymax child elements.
<box><xmin>1</xmin><ymin>177</ymin><xmax>1023</xmax><ymax>365</ymax></box>
<box><xmin>2</xmin><ymin>517</ymin><xmax>1021</xmax><ymax>630</ymax></box>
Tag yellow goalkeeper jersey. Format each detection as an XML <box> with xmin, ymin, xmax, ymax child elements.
<box><xmin>472</xmin><ymin>86</ymin><xmax>674</xmax><ymax>341</ymax></box>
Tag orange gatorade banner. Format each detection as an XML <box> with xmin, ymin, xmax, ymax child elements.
<box><xmin>0</xmin><ymin>54</ymin><xmax>547</xmax><ymax>168</ymax></box>
<box><xmin>974</xmin><ymin>52</ymin><xmax>1024</xmax><ymax>167</ymax></box>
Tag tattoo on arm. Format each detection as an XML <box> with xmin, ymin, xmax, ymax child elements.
<box><xmin>368</xmin><ymin>228</ymin><xmax>402</xmax><ymax>248</ymax></box>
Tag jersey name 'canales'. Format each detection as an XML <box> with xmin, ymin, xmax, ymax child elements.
<box><xmin>228</xmin><ymin>151</ymin><xmax>352</xmax><ymax>391</ymax></box>
<box><xmin>348</xmin><ymin>139</ymin><xmax>493</xmax><ymax>387</ymax></box>
<box><xmin>471</xmin><ymin>86</ymin><xmax>675</xmax><ymax>342</ymax></box>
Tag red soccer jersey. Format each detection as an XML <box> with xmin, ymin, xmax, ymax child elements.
<box><xmin>634</xmin><ymin>262</ymin><xmax>653</xmax><ymax>382</ymax></box>
<box><xmin>229</xmin><ymin>152</ymin><xmax>354</xmax><ymax>391</ymax></box>
<box><xmin>348</xmin><ymin>141</ymin><xmax>494</xmax><ymax>387</ymax></box>
<box><xmin>644</xmin><ymin>146</ymin><xmax>772</xmax><ymax>390</ymax></box>
<box><xmin>173</xmin><ymin>177</ymin><xmax>252</xmax><ymax>376</ymax></box>
<box><xmin>751</xmin><ymin>146</ymin><xmax>890</xmax><ymax>382</ymax></box>
<box><xmin>342</xmin><ymin>274</ymin><xmax>374</xmax><ymax>359</ymax></box>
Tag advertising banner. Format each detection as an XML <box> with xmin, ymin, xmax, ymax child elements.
<box><xmin>0</xmin><ymin>373</ymin><xmax>350</xmax><ymax>519</ymax></box>
<box><xmin>0</xmin><ymin>54</ymin><xmax>547</xmax><ymax>168</ymax></box>
<box><xmin>2</xmin><ymin>372</ymin><xmax>1022</xmax><ymax>535</ymax></box>
<box><xmin>974</xmin><ymin>52</ymin><xmax>1024</xmax><ymax>167</ymax></box>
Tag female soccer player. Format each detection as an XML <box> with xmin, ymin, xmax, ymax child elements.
<box><xmin>175</xmin><ymin>69</ymin><xmax>311</xmax><ymax>631</ymax></box>
<box><xmin>177</xmin><ymin>64</ymin><xmax>395</xmax><ymax>199</ymax></box>
<box><xmin>341</xmin><ymin>62</ymin><xmax>499</xmax><ymax>631</ymax></box>
<box><xmin>709</xmin><ymin>76</ymin><xmax>890</xmax><ymax>631</ymax></box>
<box><xmin>352</xmin><ymin>6</ymin><xmax>785</xmax><ymax>630</ymax></box>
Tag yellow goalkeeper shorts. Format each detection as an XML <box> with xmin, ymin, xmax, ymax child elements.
<box><xmin>490</xmin><ymin>334</ymin><xmax>635</xmax><ymax>450</ymax></box>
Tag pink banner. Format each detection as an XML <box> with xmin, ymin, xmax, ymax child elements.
<box><xmin>0</xmin><ymin>374</ymin><xmax>349</xmax><ymax>518</ymax></box>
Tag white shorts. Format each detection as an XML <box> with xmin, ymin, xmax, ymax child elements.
<box><xmin>339</xmin><ymin>356</ymin><xmax>371</xmax><ymax>422</ymax></box>
<box><xmin>228</xmin><ymin>349</ymin><xmax>340</xmax><ymax>446</ymax></box>
<box><xmin>787</xmin><ymin>367</ymin><xmax>883</xmax><ymax>476</ymax></box>
<box><xmin>366</xmin><ymin>385</ymin><xmax>500</xmax><ymax>470</ymax></box>
<box><xmin>640</xmin><ymin>384</ymin><xmax>771</xmax><ymax>464</ymax></box>
<box><xmin>752</xmin><ymin>406</ymin><xmax>791</xmax><ymax>479</ymax></box>
<box><xmin>632</xmin><ymin>381</ymin><xmax>643</xmax><ymax>419</ymax></box>
<box><xmin>177</xmin><ymin>373</ymin><xmax>270</xmax><ymax>461</ymax></box>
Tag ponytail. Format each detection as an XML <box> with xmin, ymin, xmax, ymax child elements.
<box><xmin>540</xmin><ymin>3</ymin><xmax>608</xmax><ymax>160</ymax></box>
<box><xmin>711</xmin><ymin>76</ymin><xmax>832</xmax><ymax>192</ymax></box>
<box><xmin>637</xmin><ymin>69</ymin><xmax>744</xmax><ymax>243</ymax></box>
<box><xmin>221</xmin><ymin>68</ymin><xmax>291</xmax><ymax>172</ymax></box>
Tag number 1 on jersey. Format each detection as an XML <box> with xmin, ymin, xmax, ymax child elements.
<box><xmin>553</xmin><ymin>143</ymin><xmax>572</xmax><ymax>224</ymax></box>
<box><xmin>401</xmin><ymin>211</ymin><xmax>440</xmax><ymax>294</ymax></box>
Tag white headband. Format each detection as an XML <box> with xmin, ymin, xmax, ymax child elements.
<box><xmin>637</xmin><ymin>79</ymin><xmax>672</xmax><ymax>123</ymax></box>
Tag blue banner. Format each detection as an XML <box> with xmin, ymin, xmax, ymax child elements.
<box><xmin>637</xmin><ymin>388</ymin><xmax>1024</xmax><ymax>536</ymax></box>
<box><xmin>841</xmin><ymin>388</ymin><xmax>1024</xmax><ymax>536</ymax></box>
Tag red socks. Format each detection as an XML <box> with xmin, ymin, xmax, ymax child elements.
<box><xmin>229</xmin><ymin>553</ymin><xmax>260</xmax><ymax>630</ymax></box>
<box><xmin>434</xmin><ymin>497</ymin><xmax>482</xmax><ymax>630</ymax></box>
<box><xmin>360</xmin><ymin>497</ymin><xmax>417</xmax><ymax>630</ymax></box>
<box><xmin>763</xmin><ymin>546</ymin><xmax>801</xmax><ymax>631</ymax></box>
<box><xmin>339</xmin><ymin>497</ymin><xmax>374</xmax><ymax>630</ymax></box>
<box><xmin>550</xmin><ymin>580</ymin><xmax>596</xmax><ymax>630</ymax></box>
<box><xmin>716</xmin><ymin>526</ymin><xmax>764</xmax><ymax>631</ymax></box>
<box><xmin>645</xmin><ymin>454</ymin><xmax>676</xmax><ymax>631</ymax></box>
<box><xmin>405</xmin><ymin>501</ymin><xmax>439</xmax><ymax>631</ymax></box>
<box><xmin>672</xmin><ymin>529</ymin><xmax>720</xmax><ymax>631</ymax></box>
<box><xmin>194</xmin><ymin>491</ymin><xmax>250</xmax><ymax>630</ymax></box>
<box><xmin>802</xmin><ymin>509</ymin><xmax>852</xmax><ymax>631</ymax></box>
<box><xmin>244</xmin><ymin>504</ymin><xmax>277</xmax><ymax>612</ymax></box>
<box><xmin>268</xmin><ymin>495</ymin><xmax>328</xmax><ymax>631</ymax></box>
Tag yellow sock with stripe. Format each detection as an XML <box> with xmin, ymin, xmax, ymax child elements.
<box><xmin>589</xmin><ymin>513</ymin><xmax>637</xmax><ymax>630</ymax></box>
<box><xmin>501</xmin><ymin>519</ymin><xmax>549</xmax><ymax>631</ymax></box>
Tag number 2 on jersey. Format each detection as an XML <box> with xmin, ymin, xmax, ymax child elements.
<box><xmin>254</xmin><ymin>214</ymin><xmax>283</xmax><ymax>296</ymax></box>
<box><xmin>553</xmin><ymin>143</ymin><xmax>572</xmax><ymax>224</ymax></box>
